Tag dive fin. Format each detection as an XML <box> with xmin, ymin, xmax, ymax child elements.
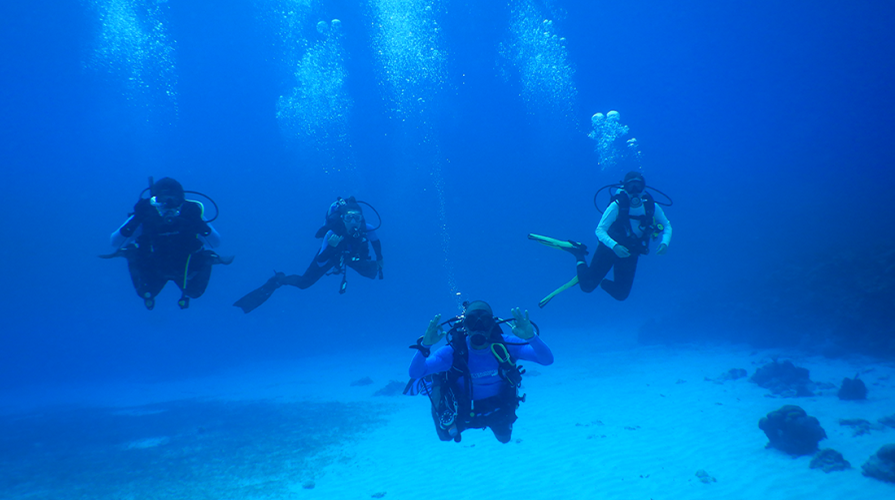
<box><xmin>538</xmin><ymin>276</ymin><xmax>579</xmax><ymax>308</ymax></box>
<box><xmin>210</xmin><ymin>253</ymin><xmax>235</xmax><ymax>265</ymax></box>
<box><xmin>528</xmin><ymin>233</ymin><xmax>588</xmax><ymax>255</ymax></box>
<box><xmin>233</xmin><ymin>273</ymin><xmax>283</xmax><ymax>314</ymax></box>
<box><xmin>98</xmin><ymin>246</ymin><xmax>133</xmax><ymax>259</ymax></box>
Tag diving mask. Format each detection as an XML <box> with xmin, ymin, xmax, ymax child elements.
<box><xmin>342</xmin><ymin>212</ymin><xmax>363</xmax><ymax>224</ymax></box>
<box><xmin>464</xmin><ymin>310</ymin><xmax>495</xmax><ymax>335</ymax></box>
<box><xmin>623</xmin><ymin>180</ymin><xmax>644</xmax><ymax>195</ymax></box>
<box><xmin>151</xmin><ymin>196</ymin><xmax>182</xmax><ymax>222</ymax></box>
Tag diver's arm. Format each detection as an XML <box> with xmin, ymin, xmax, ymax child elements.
<box><xmin>200</xmin><ymin>225</ymin><xmax>221</xmax><ymax>248</ymax></box>
<box><xmin>409</xmin><ymin>346</ymin><xmax>454</xmax><ymax>378</ymax></box>
<box><xmin>316</xmin><ymin>231</ymin><xmax>341</xmax><ymax>262</ymax></box>
<box><xmin>509</xmin><ymin>334</ymin><xmax>554</xmax><ymax>366</ymax></box>
<box><xmin>366</xmin><ymin>225</ymin><xmax>383</xmax><ymax>261</ymax></box>
<box><xmin>595</xmin><ymin>202</ymin><xmax>621</xmax><ymax>248</ymax></box>
<box><xmin>111</xmin><ymin>217</ymin><xmax>139</xmax><ymax>247</ymax></box>
<box><xmin>654</xmin><ymin>205</ymin><xmax>672</xmax><ymax>247</ymax></box>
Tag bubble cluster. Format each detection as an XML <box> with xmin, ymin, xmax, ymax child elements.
<box><xmin>369</xmin><ymin>0</ymin><xmax>446</xmax><ymax>118</ymax></box>
<box><xmin>588</xmin><ymin>110</ymin><xmax>640</xmax><ymax>171</ymax></box>
<box><xmin>276</xmin><ymin>18</ymin><xmax>352</xmax><ymax>158</ymax></box>
<box><xmin>265</xmin><ymin>0</ymin><xmax>313</xmax><ymax>63</ymax></box>
<box><xmin>499</xmin><ymin>0</ymin><xmax>577</xmax><ymax>119</ymax></box>
<box><xmin>88</xmin><ymin>0</ymin><xmax>178</xmax><ymax>112</ymax></box>
<box><xmin>429</xmin><ymin>161</ymin><xmax>461</xmax><ymax>306</ymax></box>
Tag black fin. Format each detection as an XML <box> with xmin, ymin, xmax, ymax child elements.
<box><xmin>233</xmin><ymin>275</ymin><xmax>281</xmax><ymax>314</ymax></box>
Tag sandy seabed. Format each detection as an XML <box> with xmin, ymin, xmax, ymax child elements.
<box><xmin>2</xmin><ymin>336</ymin><xmax>893</xmax><ymax>500</ymax></box>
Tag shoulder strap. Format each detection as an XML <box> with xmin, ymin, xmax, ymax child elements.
<box><xmin>447</xmin><ymin>329</ymin><xmax>469</xmax><ymax>377</ymax></box>
<box><xmin>611</xmin><ymin>192</ymin><xmax>630</xmax><ymax>218</ymax></box>
<box><xmin>643</xmin><ymin>192</ymin><xmax>656</xmax><ymax>218</ymax></box>
<box><xmin>180</xmin><ymin>201</ymin><xmax>203</xmax><ymax>220</ymax></box>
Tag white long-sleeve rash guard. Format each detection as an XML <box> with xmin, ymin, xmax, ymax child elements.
<box><xmin>594</xmin><ymin>198</ymin><xmax>672</xmax><ymax>250</ymax></box>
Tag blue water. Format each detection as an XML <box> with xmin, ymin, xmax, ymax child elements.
<box><xmin>1</xmin><ymin>0</ymin><xmax>893</xmax><ymax>495</ymax></box>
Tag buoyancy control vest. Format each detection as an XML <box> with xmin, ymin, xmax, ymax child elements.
<box><xmin>434</xmin><ymin>324</ymin><xmax>526</xmax><ymax>430</ymax></box>
<box><xmin>136</xmin><ymin>200</ymin><xmax>212</xmax><ymax>258</ymax></box>
<box><xmin>608</xmin><ymin>191</ymin><xmax>658</xmax><ymax>255</ymax></box>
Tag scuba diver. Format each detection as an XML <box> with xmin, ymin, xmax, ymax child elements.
<box><xmin>233</xmin><ymin>196</ymin><xmax>383</xmax><ymax>313</ymax></box>
<box><xmin>529</xmin><ymin>171</ymin><xmax>672</xmax><ymax>307</ymax></box>
<box><xmin>102</xmin><ymin>177</ymin><xmax>232</xmax><ymax>310</ymax></box>
<box><xmin>405</xmin><ymin>301</ymin><xmax>554</xmax><ymax>443</ymax></box>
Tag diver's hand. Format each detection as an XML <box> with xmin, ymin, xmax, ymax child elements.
<box><xmin>132</xmin><ymin>198</ymin><xmax>154</xmax><ymax>221</ymax></box>
<box><xmin>422</xmin><ymin>314</ymin><xmax>445</xmax><ymax>346</ymax></box>
<box><xmin>327</xmin><ymin>233</ymin><xmax>343</xmax><ymax>247</ymax></box>
<box><xmin>510</xmin><ymin>308</ymin><xmax>535</xmax><ymax>340</ymax></box>
<box><xmin>656</xmin><ymin>243</ymin><xmax>668</xmax><ymax>255</ymax></box>
<box><xmin>613</xmin><ymin>244</ymin><xmax>631</xmax><ymax>258</ymax></box>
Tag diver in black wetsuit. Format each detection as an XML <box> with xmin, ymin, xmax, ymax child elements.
<box><xmin>571</xmin><ymin>171</ymin><xmax>673</xmax><ymax>300</ymax></box>
<box><xmin>233</xmin><ymin>196</ymin><xmax>383</xmax><ymax>313</ymax></box>
<box><xmin>104</xmin><ymin>177</ymin><xmax>232</xmax><ymax>310</ymax></box>
<box><xmin>529</xmin><ymin>171</ymin><xmax>673</xmax><ymax>305</ymax></box>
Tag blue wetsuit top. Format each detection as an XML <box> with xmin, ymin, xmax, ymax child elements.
<box><xmin>409</xmin><ymin>334</ymin><xmax>554</xmax><ymax>400</ymax></box>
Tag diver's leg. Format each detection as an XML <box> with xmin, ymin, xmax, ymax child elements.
<box><xmin>129</xmin><ymin>256</ymin><xmax>166</xmax><ymax>302</ymax></box>
<box><xmin>489</xmin><ymin>421</ymin><xmax>513</xmax><ymax>443</ymax></box>
<box><xmin>183</xmin><ymin>252</ymin><xmax>213</xmax><ymax>299</ymax></box>
<box><xmin>484</xmin><ymin>398</ymin><xmax>517</xmax><ymax>444</ymax></box>
<box><xmin>281</xmin><ymin>255</ymin><xmax>333</xmax><ymax>289</ymax></box>
<box><xmin>577</xmin><ymin>243</ymin><xmax>615</xmax><ymax>293</ymax></box>
<box><xmin>601</xmin><ymin>254</ymin><xmax>639</xmax><ymax>301</ymax></box>
<box><xmin>347</xmin><ymin>258</ymin><xmax>379</xmax><ymax>279</ymax></box>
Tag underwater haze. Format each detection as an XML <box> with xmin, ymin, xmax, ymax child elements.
<box><xmin>1</xmin><ymin>0</ymin><xmax>894</xmax><ymax>498</ymax></box>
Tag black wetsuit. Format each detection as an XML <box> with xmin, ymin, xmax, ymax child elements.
<box><xmin>281</xmin><ymin>224</ymin><xmax>382</xmax><ymax>289</ymax></box>
<box><xmin>577</xmin><ymin>191</ymin><xmax>672</xmax><ymax>301</ymax></box>
<box><xmin>577</xmin><ymin>242</ymin><xmax>639</xmax><ymax>300</ymax></box>
<box><xmin>115</xmin><ymin>200</ymin><xmax>218</xmax><ymax>301</ymax></box>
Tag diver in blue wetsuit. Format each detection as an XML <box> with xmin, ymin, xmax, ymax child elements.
<box><xmin>233</xmin><ymin>196</ymin><xmax>383</xmax><ymax>313</ymax></box>
<box><xmin>406</xmin><ymin>301</ymin><xmax>554</xmax><ymax>443</ymax></box>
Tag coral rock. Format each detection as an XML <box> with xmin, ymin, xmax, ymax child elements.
<box><xmin>862</xmin><ymin>444</ymin><xmax>895</xmax><ymax>483</ymax></box>
<box><xmin>759</xmin><ymin>405</ymin><xmax>826</xmax><ymax>456</ymax></box>
<box><xmin>809</xmin><ymin>448</ymin><xmax>850</xmax><ymax>473</ymax></box>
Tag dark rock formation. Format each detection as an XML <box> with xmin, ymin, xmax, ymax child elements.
<box><xmin>373</xmin><ymin>380</ymin><xmax>405</xmax><ymax>397</ymax></box>
<box><xmin>706</xmin><ymin>368</ymin><xmax>748</xmax><ymax>384</ymax></box>
<box><xmin>837</xmin><ymin>375</ymin><xmax>867</xmax><ymax>400</ymax></box>
<box><xmin>861</xmin><ymin>444</ymin><xmax>895</xmax><ymax>484</ymax></box>
<box><xmin>809</xmin><ymin>448</ymin><xmax>850</xmax><ymax>473</ymax></box>
<box><xmin>839</xmin><ymin>418</ymin><xmax>884</xmax><ymax>437</ymax></box>
<box><xmin>350</xmin><ymin>376</ymin><xmax>374</xmax><ymax>387</ymax></box>
<box><xmin>880</xmin><ymin>414</ymin><xmax>895</xmax><ymax>429</ymax></box>
<box><xmin>750</xmin><ymin>360</ymin><xmax>814</xmax><ymax>397</ymax></box>
<box><xmin>695</xmin><ymin>469</ymin><xmax>716</xmax><ymax>483</ymax></box>
<box><xmin>759</xmin><ymin>405</ymin><xmax>826</xmax><ymax>456</ymax></box>
<box><xmin>725</xmin><ymin>368</ymin><xmax>747</xmax><ymax>380</ymax></box>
